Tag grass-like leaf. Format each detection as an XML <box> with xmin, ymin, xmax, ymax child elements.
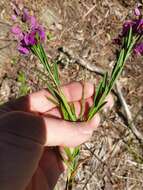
<box><xmin>53</xmin><ymin>62</ymin><xmax>60</xmax><ymax>85</ymax></box>
<box><xmin>60</xmin><ymin>102</ymin><xmax>70</xmax><ymax>120</ymax></box>
<box><xmin>127</xmin><ymin>27</ymin><xmax>133</xmax><ymax>48</ymax></box>
<box><xmin>79</xmin><ymin>82</ymin><xmax>86</xmax><ymax>121</ymax></box>
<box><xmin>70</xmin><ymin>103</ymin><xmax>77</xmax><ymax>120</ymax></box>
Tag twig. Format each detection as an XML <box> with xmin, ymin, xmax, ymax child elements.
<box><xmin>0</xmin><ymin>21</ymin><xmax>12</xmax><ymax>27</ymax></box>
<box><xmin>112</xmin><ymin>173</ymin><xmax>143</xmax><ymax>183</ymax></box>
<box><xmin>115</xmin><ymin>82</ymin><xmax>143</xmax><ymax>142</ymax></box>
<box><xmin>0</xmin><ymin>38</ymin><xmax>15</xmax><ymax>42</ymax></box>
<box><xmin>75</xmin><ymin>56</ymin><xmax>104</xmax><ymax>76</ymax></box>
<box><xmin>126</xmin><ymin>160</ymin><xmax>143</xmax><ymax>170</ymax></box>
<box><xmin>82</xmin><ymin>4</ymin><xmax>97</xmax><ymax>20</ymax></box>
<box><xmin>59</xmin><ymin>47</ymin><xmax>104</xmax><ymax>76</ymax></box>
<box><xmin>0</xmin><ymin>43</ymin><xmax>12</xmax><ymax>50</ymax></box>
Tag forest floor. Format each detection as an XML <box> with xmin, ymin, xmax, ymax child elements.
<box><xmin>0</xmin><ymin>0</ymin><xmax>143</xmax><ymax>189</ymax></box>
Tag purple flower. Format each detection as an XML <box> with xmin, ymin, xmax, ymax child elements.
<box><xmin>122</xmin><ymin>21</ymin><xmax>133</xmax><ymax>36</ymax></box>
<box><xmin>22</xmin><ymin>8</ymin><xmax>30</xmax><ymax>22</ymax></box>
<box><xmin>11</xmin><ymin>25</ymin><xmax>21</xmax><ymax>34</ymax></box>
<box><xmin>134</xmin><ymin>19</ymin><xmax>143</xmax><ymax>34</ymax></box>
<box><xmin>35</xmin><ymin>26</ymin><xmax>45</xmax><ymax>41</ymax></box>
<box><xmin>22</xmin><ymin>25</ymin><xmax>45</xmax><ymax>46</ymax></box>
<box><xmin>29</xmin><ymin>16</ymin><xmax>37</xmax><ymax>28</ymax></box>
<box><xmin>22</xmin><ymin>9</ymin><xmax>37</xmax><ymax>28</ymax></box>
<box><xmin>11</xmin><ymin>8</ymin><xmax>46</xmax><ymax>55</ymax></box>
<box><xmin>12</xmin><ymin>14</ymin><xmax>17</xmax><ymax>21</ymax></box>
<box><xmin>134</xmin><ymin>43</ymin><xmax>143</xmax><ymax>55</ymax></box>
<box><xmin>134</xmin><ymin>7</ymin><xmax>141</xmax><ymax>16</ymax></box>
<box><xmin>11</xmin><ymin>25</ymin><xmax>24</xmax><ymax>40</ymax></box>
<box><xmin>119</xmin><ymin>18</ymin><xmax>143</xmax><ymax>40</ymax></box>
<box><xmin>24</xmin><ymin>32</ymin><xmax>37</xmax><ymax>46</ymax></box>
<box><xmin>18</xmin><ymin>46</ymin><xmax>29</xmax><ymax>55</ymax></box>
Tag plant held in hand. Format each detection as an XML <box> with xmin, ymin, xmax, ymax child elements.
<box><xmin>11</xmin><ymin>6</ymin><xmax>143</xmax><ymax>190</ymax></box>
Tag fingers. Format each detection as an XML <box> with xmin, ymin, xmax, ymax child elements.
<box><xmin>44</xmin><ymin>114</ymin><xmax>100</xmax><ymax>147</ymax></box>
<box><xmin>45</xmin><ymin>94</ymin><xmax>114</xmax><ymax>119</ymax></box>
<box><xmin>46</xmin><ymin>97</ymin><xmax>93</xmax><ymax>119</ymax></box>
<box><xmin>61</xmin><ymin>82</ymin><xmax>94</xmax><ymax>102</ymax></box>
<box><xmin>29</xmin><ymin>82</ymin><xmax>94</xmax><ymax>113</ymax></box>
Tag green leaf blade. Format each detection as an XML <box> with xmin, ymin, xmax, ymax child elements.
<box><xmin>53</xmin><ymin>62</ymin><xmax>60</xmax><ymax>85</ymax></box>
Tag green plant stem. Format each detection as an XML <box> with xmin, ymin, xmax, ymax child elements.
<box><xmin>31</xmin><ymin>44</ymin><xmax>76</xmax><ymax>121</ymax></box>
<box><xmin>87</xmin><ymin>33</ymin><xmax>139</xmax><ymax>121</ymax></box>
<box><xmin>31</xmin><ymin>44</ymin><xmax>58</xmax><ymax>88</ymax></box>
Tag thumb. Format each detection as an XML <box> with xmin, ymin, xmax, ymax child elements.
<box><xmin>44</xmin><ymin>114</ymin><xmax>100</xmax><ymax>147</ymax></box>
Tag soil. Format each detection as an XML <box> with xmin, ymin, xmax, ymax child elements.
<box><xmin>0</xmin><ymin>0</ymin><xmax>143</xmax><ymax>189</ymax></box>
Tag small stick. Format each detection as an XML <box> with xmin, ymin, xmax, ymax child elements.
<box><xmin>60</xmin><ymin>47</ymin><xmax>104</xmax><ymax>76</ymax></box>
<box><xmin>0</xmin><ymin>43</ymin><xmax>12</xmax><ymax>50</ymax></box>
<box><xmin>115</xmin><ymin>82</ymin><xmax>143</xmax><ymax>141</ymax></box>
<box><xmin>82</xmin><ymin>4</ymin><xmax>97</xmax><ymax>20</ymax></box>
<box><xmin>0</xmin><ymin>21</ymin><xmax>12</xmax><ymax>27</ymax></box>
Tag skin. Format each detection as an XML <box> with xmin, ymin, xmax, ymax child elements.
<box><xmin>0</xmin><ymin>82</ymin><xmax>114</xmax><ymax>190</ymax></box>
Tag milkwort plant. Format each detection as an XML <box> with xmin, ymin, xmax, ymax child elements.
<box><xmin>11</xmin><ymin>5</ymin><xmax>143</xmax><ymax>190</ymax></box>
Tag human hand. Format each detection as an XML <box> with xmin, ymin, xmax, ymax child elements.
<box><xmin>1</xmin><ymin>82</ymin><xmax>105</xmax><ymax>147</ymax></box>
<box><xmin>0</xmin><ymin>82</ymin><xmax>113</xmax><ymax>190</ymax></box>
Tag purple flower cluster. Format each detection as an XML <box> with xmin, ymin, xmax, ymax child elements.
<box><xmin>116</xmin><ymin>6</ymin><xmax>143</xmax><ymax>55</ymax></box>
<box><xmin>134</xmin><ymin>43</ymin><xmax>143</xmax><ymax>55</ymax></box>
<box><xmin>11</xmin><ymin>9</ymin><xmax>45</xmax><ymax>55</ymax></box>
<box><xmin>122</xmin><ymin>19</ymin><xmax>143</xmax><ymax>37</ymax></box>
